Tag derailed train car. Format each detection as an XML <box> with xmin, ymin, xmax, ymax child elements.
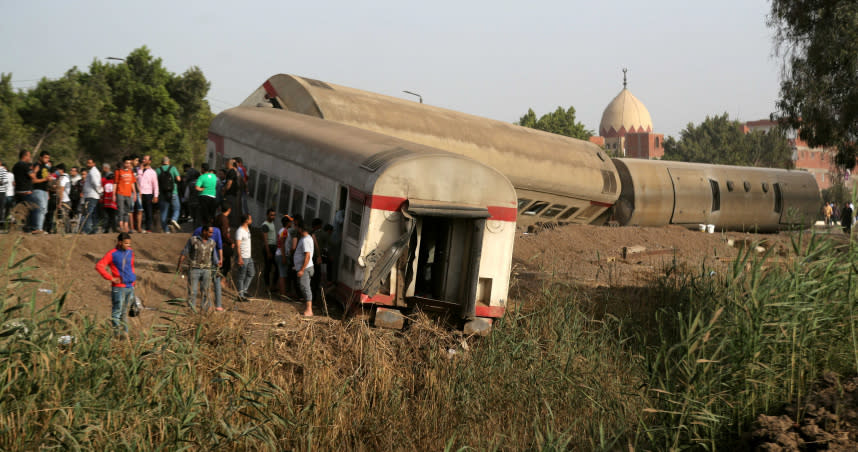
<box><xmin>208</xmin><ymin>107</ymin><xmax>517</xmax><ymax>332</ymax></box>
<box><xmin>612</xmin><ymin>159</ymin><xmax>819</xmax><ymax>231</ymax></box>
<box><xmin>241</xmin><ymin>74</ymin><xmax>620</xmax><ymax>230</ymax></box>
<box><xmin>241</xmin><ymin>73</ymin><xmax>820</xmax><ymax>232</ymax></box>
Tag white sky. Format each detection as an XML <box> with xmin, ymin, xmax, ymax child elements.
<box><xmin>0</xmin><ymin>0</ymin><xmax>782</xmax><ymax>138</ymax></box>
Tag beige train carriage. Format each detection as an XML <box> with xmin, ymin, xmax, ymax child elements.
<box><xmin>612</xmin><ymin>158</ymin><xmax>821</xmax><ymax>232</ymax></box>
<box><xmin>207</xmin><ymin>107</ymin><xmax>517</xmax><ymax>331</ymax></box>
<box><xmin>240</xmin><ymin>74</ymin><xmax>621</xmax><ymax>230</ymax></box>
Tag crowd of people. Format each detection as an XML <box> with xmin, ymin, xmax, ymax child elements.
<box><xmin>85</xmin><ymin>153</ymin><xmax>337</xmax><ymax>336</ymax></box>
<box><xmin>0</xmin><ymin>149</ymin><xmax>230</xmax><ymax>235</ymax></box>
<box><xmin>823</xmin><ymin>201</ymin><xmax>858</xmax><ymax>234</ymax></box>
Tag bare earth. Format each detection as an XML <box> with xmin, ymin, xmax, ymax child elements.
<box><xmin>2</xmin><ymin>223</ymin><xmax>854</xmax><ymax>449</ymax></box>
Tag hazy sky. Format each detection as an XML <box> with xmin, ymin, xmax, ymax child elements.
<box><xmin>1</xmin><ymin>0</ymin><xmax>782</xmax><ymax>138</ymax></box>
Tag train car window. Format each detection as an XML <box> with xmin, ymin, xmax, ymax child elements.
<box><xmin>743</xmin><ymin>181</ymin><xmax>751</xmax><ymax>192</ymax></box>
<box><xmin>247</xmin><ymin>168</ymin><xmax>257</xmax><ymax>200</ymax></box>
<box><xmin>541</xmin><ymin>204</ymin><xmax>567</xmax><ymax>218</ymax></box>
<box><xmin>292</xmin><ymin>188</ymin><xmax>304</xmax><ymax>216</ymax></box>
<box><xmin>319</xmin><ymin>198</ymin><xmax>333</xmax><ymax>223</ymax></box>
<box><xmin>347</xmin><ymin>207</ymin><xmax>362</xmax><ymax>242</ymax></box>
<box><xmin>517</xmin><ymin>198</ymin><xmax>533</xmax><ymax>211</ymax></box>
<box><xmin>266</xmin><ymin>178</ymin><xmax>279</xmax><ymax>210</ymax></box>
<box><xmin>601</xmin><ymin>170</ymin><xmax>618</xmax><ymax>194</ymax></box>
<box><xmin>762</xmin><ymin>182</ymin><xmax>769</xmax><ymax>193</ymax></box>
<box><xmin>709</xmin><ymin>179</ymin><xmax>721</xmax><ymax>212</ymax></box>
<box><xmin>522</xmin><ymin>201</ymin><xmax>549</xmax><ymax>216</ymax></box>
<box><xmin>305</xmin><ymin>194</ymin><xmax>318</xmax><ymax>220</ymax></box>
<box><xmin>557</xmin><ymin>207</ymin><xmax>580</xmax><ymax>220</ymax></box>
<box><xmin>279</xmin><ymin>183</ymin><xmax>291</xmax><ymax>214</ymax></box>
<box><xmin>773</xmin><ymin>183</ymin><xmax>783</xmax><ymax>214</ymax></box>
<box><xmin>726</xmin><ymin>181</ymin><xmax>735</xmax><ymax>192</ymax></box>
<box><xmin>257</xmin><ymin>174</ymin><xmax>269</xmax><ymax>204</ymax></box>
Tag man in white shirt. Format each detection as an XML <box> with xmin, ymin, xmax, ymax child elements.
<box><xmin>293</xmin><ymin>218</ymin><xmax>315</xmax><ymax>316</ymax></box>
<box><xmin>55</xmin><ymin>164</ymin><xmax>72</xmax><ymax>233</ymax></box>
<box><xmin>234</xmin><ymin>213</ymin><xmax>254</xmax><ymax>301</ymax></box>
<box><xmin>81</xmin><ymin>159</ymin><xmax>102</xmax><ymax>234</ymax></box>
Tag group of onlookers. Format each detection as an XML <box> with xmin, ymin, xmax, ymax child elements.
<box><xmin>0</xmin><ymin>149</ymin><xmax>226</xmax><ymax>235</ymax></box>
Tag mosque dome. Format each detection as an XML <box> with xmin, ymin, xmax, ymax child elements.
<box><xmin>599</xmin><ymin>85</ymin><xmax>653</xmax><ymax>138</ymax></box>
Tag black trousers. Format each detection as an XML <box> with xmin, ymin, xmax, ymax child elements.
<box><xmin>198</xmin><ymin>196</ymin><xmax>217</xmax><ymax>224</ymax></box>
<box><xmin>264</xmin><ymin>244</ymin><xmax>278</xmax><ymax>287</ymax></box>
<box><xmin>141</xmin><ymin>194</ymin><xmax>155</xmax><ymax>231</ymax></box>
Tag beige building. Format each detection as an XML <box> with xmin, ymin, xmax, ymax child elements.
<box><xmin>598</xmin><ymin>70</ymin><xmax>664</xmax><ymax>159</ymax></box>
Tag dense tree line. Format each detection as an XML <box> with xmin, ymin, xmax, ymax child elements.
<box><xmin>0</xmin><ymin>46</ymin><xmax>213</xmax><ymax>168</ymax></box>
<box><xmin>769</xmin><ymin>0</ymin><xmax>858</xmax><ymax>168</ymax></box>
<box><xmin>516</xmin><ymin>106</ymin><xmax>593</xmax><ymax>141</ymax></box>
<box><xmin>662</xmin><ymin>113</ymin><xmax>794</xmax><ymax>168</ymax></box>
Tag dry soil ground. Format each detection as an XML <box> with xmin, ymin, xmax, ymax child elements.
<box><xmin>2</xmin><ymin>223</ymin><xmax>853</xmax><ymax>450</ymax></box>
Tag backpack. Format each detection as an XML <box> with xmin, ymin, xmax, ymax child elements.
<box><xmin>158</xmin><ymin>166</ymin><xmax>175</xmax><ymax>196</ymax></box>
<box><xmin>70</xmin><ymin>179</ymin><xmax>83</xmax><ymax>201</ymax></box>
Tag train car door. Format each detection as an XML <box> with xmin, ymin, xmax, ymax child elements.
<box><xmin>362</xmin><ymin>202</ymin><xmax>488</xmax><ymax>319</ymax></box>
<box><xmin>667</xmin><ymin>168</ymin><xmax>711</xmax><ymax>224</ymax></box>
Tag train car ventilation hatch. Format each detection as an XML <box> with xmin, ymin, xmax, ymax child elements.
<box><xmin>360</xmin><ymin>147</ymin><xmax>413</xmax><ymax>172</ymax></box>
<box><xmin>406</xmin><ymin>200</ymin><xmax>490</xmax><ymax>219</ymax></box>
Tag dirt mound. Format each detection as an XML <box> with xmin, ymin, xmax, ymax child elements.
<box><xmin>511</xmin><ymin>223</ymin><xmax>797</xmax><ymax>292</ymax></box>
<box><xmin>749</xmin><ymin>372</ymin><xmax>858</xmax><ymax>451</ymax></box>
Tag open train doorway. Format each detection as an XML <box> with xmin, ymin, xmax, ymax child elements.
<box><xmin>404</xmin><ymin>204</ymin><xmax>487</xmax><ymax>321</ymax></box>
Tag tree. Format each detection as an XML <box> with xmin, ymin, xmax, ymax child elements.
<box><xmin>0</xmin><ymin>74</ymin><xmax>30</xmax><ymax>165</ymax></box>
<box><xmin>662</xmin><ymin>113</ymin><xmax>793</xmax><ymax>168</ymax></box>
<box><xmin>769</xmin><ymin>1</ymin><xmax>858</xmax><ymax>168</ymax></box>
<box><xmin>516</xmin><ymin>106</ymin><xmax>593</xmax><ymax>140</ymax></box>
<box><xmin>0</xmin><ymin>46</ymin><xmax>213</xmax><ymax>168</ymax></box>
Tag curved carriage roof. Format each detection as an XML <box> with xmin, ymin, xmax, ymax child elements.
<box><xmin>210</xmin><ymin>107</ymin><xmax>514</xmax><ymax>202</ymax></box>
<box><xmin>241</xmin><ymin>74</ymin><xmax>618</xmax><ymax>203</ymax></box>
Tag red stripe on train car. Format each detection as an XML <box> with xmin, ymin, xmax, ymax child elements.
<box><xmin>336</xmin><ymin>282</ymin><xmax>395</xmax><ymax>306</ymax></box>
<box><xmin>590</xmin><ymin>200</ymin><xmax>614</xmax><ymax>208</ymax></box>
<box><xmin>475</xmin><ymin>305</ymin><xmax>505</xmax><ymax>318</ymax></box>
<box><xmin>368</xmin><ymin>195</ymin><xmax>406</xmax><ymax>211</ymax></box>
<box><xmin>262</xmin><ymin>80</ymin><xmax>277</xmax><ymax>98</ymax></box>
<box><xmin>207</xmin><ymin>132</ymin><xmax>224</xmax><ymax>155</ymax></box>
<box><xmin>487</xmin><ymin>206</ymin><xmax>517</xmax><ymax>222</ymax></box>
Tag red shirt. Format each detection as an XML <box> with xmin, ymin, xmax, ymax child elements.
<box><xmin>101</xmin><ymin>176</ymin><xmax>117</xmax><ymax>210</ymax></box>
<box><xmin>115</xmin><ymin>169</ymin><xmax>136</xmax><ymax>197</ymax></box>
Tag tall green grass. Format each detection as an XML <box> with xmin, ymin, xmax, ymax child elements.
<box><xmin>1</xmin><ymin>230</ymin><xmax>856</xmax><ymax>450</ymax></box>
<box><xmin>639</xmin><ymin>232</ymin><xmax>858</xmax><ymax>450</ymax></box>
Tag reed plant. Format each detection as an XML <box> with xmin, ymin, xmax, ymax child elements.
<box><xmin>639</xmin><ymin>231</ymin><xmax>858</xmax><ymax>450</ymax></box>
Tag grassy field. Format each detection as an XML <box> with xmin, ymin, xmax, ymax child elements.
<box><xmin>1</xmin><ymin>232</ymin><xmax>856</xmax><ymax>450</ymax></box>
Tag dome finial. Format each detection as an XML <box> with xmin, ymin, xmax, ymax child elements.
<box><xmin>622</xmin><ymin>68</ymin><xmax>627</xmax><ymax>89</ymax></box>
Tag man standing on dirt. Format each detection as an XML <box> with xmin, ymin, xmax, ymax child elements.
<box><xmin>195</xmin><ymin>164</ymin><xmax>218</xmax><ymax>224</ymax></box>
<box><xmin>177</xmin><ymin>224</ymin><xmax>218</xmax><ymax>312</ymax></box>
<box><xmin>95</xmin><ymin>232</ymin><xmax>136</xmax><ymax>337</ymax></box>
<box><xmin>136</xmin><ymin>155</ymin><xmax>159</xmax><ymax>233</ymax></box>
<box><xmin>29</xmin><ymin>151</ymin><xmax>52</xmax><ymax>234</ymax></box>
<box><xmin>114</xmin><ymin>158</ymin><xmax>137</xmax><ymax>234</ymax></box>
<box><xmin>215</xmin><ymin>202</ymin><xmax>233</xmax><ymax>289</ymax></box>
<box><xmin>81</xmin><ymin>158</ymin><xmax>103</xmax><ymax>234</ymax></box>
<box><xmin>234</xmin><ymin>213</ymin><xmax>254</xmax><ymax>301</ymax></box>
<box><xmin>156</xmin><ymin>156</ymin><xmax>182</xmax><ymax>233</ymax></box>
<box><xmin>261</xmin><ymin>209</ymin><xmax>278</xmax><ymax>291</ymax></box>
<box><xmin>293</xmin><ymin>218</ymin><xmax>315</xmax><ymax>317</ymax></box>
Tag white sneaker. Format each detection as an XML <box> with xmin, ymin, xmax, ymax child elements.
<box><xmin>170</xmin><ymin>220</ymin><xmax>181</xmax><ymax>231</ymax></box>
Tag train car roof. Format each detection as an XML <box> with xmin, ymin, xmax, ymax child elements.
<box><xmin>241</xmin><ymin>74</ymin><xmax>618</xmax><ymax>202</ymax></box>
<box><xmin>210</xmin><ymin>107</ymin><xmax>510</xmax><ymax>195</ymax></box>
<box><xmin>613</xmin><ymin>158</ymin><xmax>819</xmax><ymax>179</ymax></box>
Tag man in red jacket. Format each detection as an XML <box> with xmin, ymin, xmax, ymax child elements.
<box><xmin>95</xmin><ymin>232</ymin><xmax>136</xmax><ymax>337</ymax></box>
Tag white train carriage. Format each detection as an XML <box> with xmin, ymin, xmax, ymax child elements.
<box><xmin>207</xmin><ymin>107</ymin><xmax>518</xmax><ymax>330</ymax></box>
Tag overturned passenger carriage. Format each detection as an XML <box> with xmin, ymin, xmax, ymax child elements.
<box><xmin>241</xmin><ymin>74</ymin><xmax>620</xmax><ymax>231</ymax></box>
<box><xmin>240</xmin><ymin>73</ymin><xmax>820</xmax><ymax>233</ymax></box>
<box><xmin>612</xmin><ymin>159</ymin><xmax>820</xmax><ymax>231</ymax></box>
<box><xmin>207</xmin><ymin>107</ymin><xmax>517</xmax><ymax>331</ymax></box>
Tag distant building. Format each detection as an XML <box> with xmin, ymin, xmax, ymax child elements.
<box><xmin>598</xmin><ymin>69</ymin><xmax>664</xmax><ymax>159</ymax></box>
<box><xmin>740</xmin><ymin>119</ymin><xmax>837</xmax><ymax>189</ymax></box>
